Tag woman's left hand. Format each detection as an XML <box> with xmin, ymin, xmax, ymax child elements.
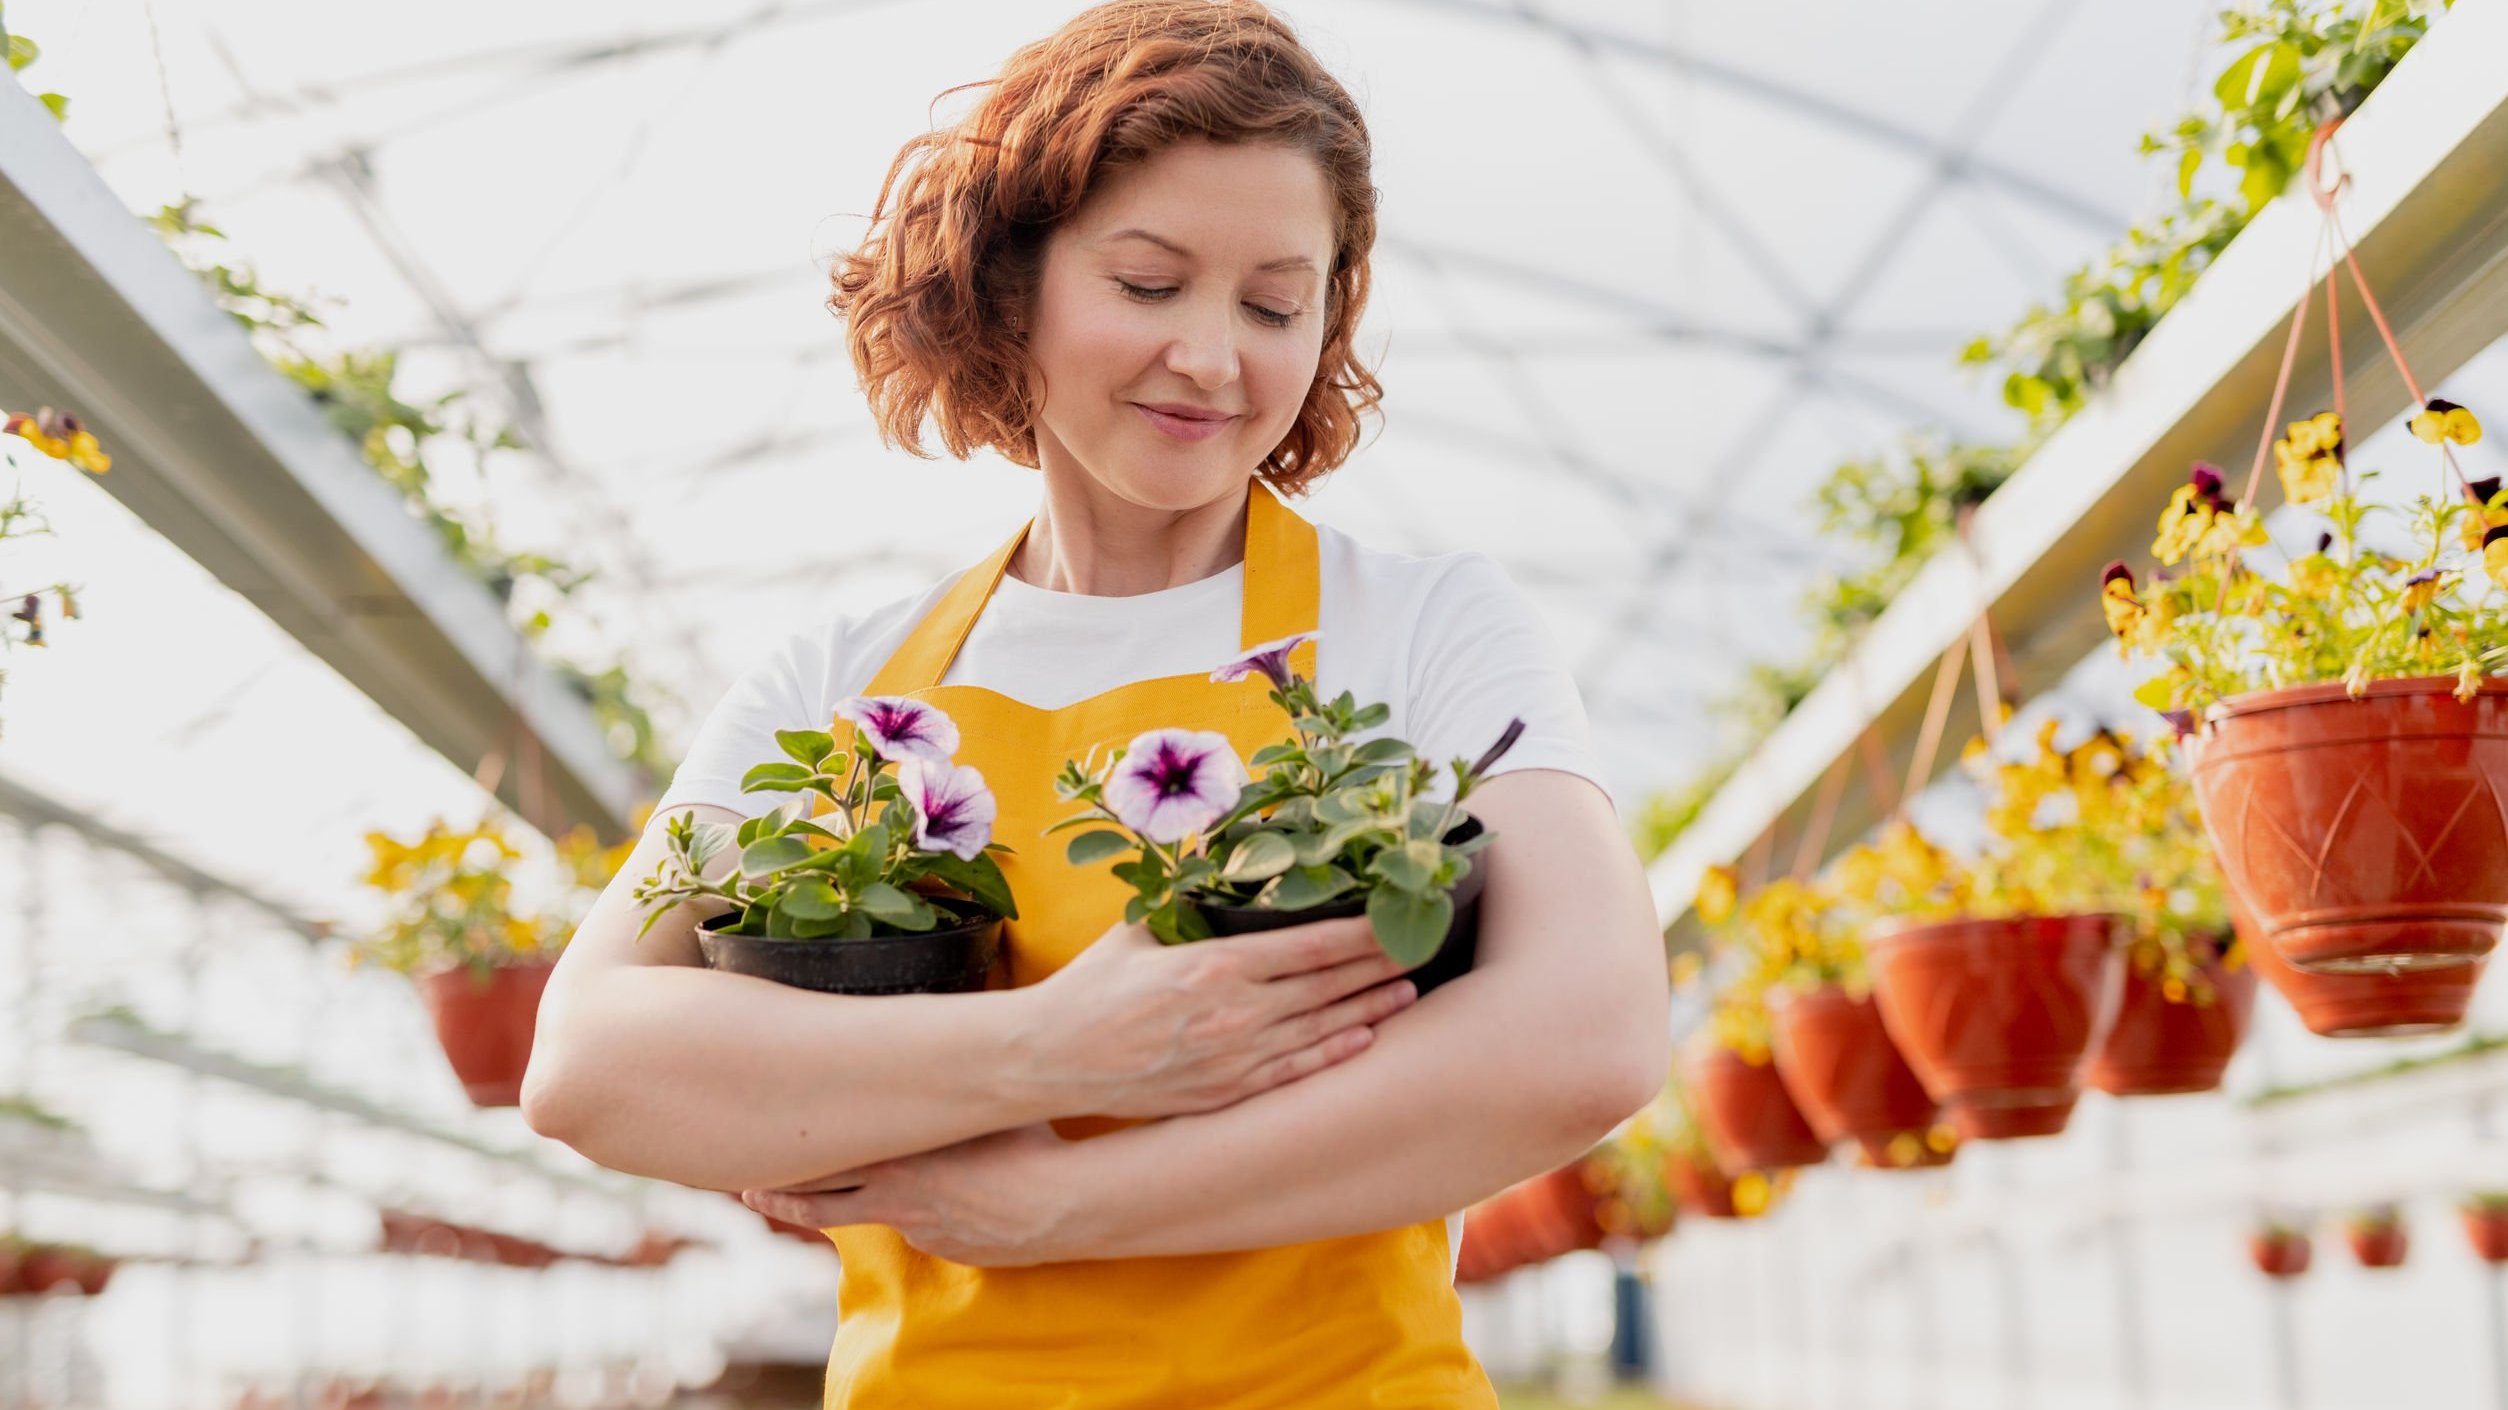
<box><xmin>739</xmin><ymin>1122</ymin><xmax>1088</xmax><ymax>1268</ymax></box>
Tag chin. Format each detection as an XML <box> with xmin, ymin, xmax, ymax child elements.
<box><xmin>1097</xmin><ymin>454</ymin><xmax>1254</xmax><ymax>512</ymax></box>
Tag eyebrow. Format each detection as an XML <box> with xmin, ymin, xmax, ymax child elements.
<box><xmin>1105</xmin><ymin>228</ymin><xmax>1319</xmax><ymax>274</ymax></box>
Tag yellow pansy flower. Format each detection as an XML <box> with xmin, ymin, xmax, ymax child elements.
<box><xmin>2</xmin><ymin>408</ymin><xmax>111</xmax><ymax>473</ymax></box>
<box><xmin>2409</xmin><ymin>398</ymin><xmax>2483</xmax><ymax>447</ymax></box>
<box><xmin>1694</xmin><ymin>863</ymin><xmax>1739</xmax><ymax>926</ymax></box>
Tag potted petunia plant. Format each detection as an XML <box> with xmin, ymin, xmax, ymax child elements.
<box><xmin>1051</xmin><ymin>633</ymin><xmax>1520</xmax><ymax>994</ymax></box>
<box><xmin>630</xmin><ymin>696</ymin><xmax>1016</xmax><ymax>995</ymax></box>
<box><xmin>1694</xmin><ymin>870</ymin><xmax>1949</xmax><ymax>1170</ymax></box>
<box><xmin>356</xmin><ymin>815</ymin><xmax>627</xmax><ymax>1107</ymax></box>
<box><xmin>2101</xmin><ymin>396</ymin><xmax>2508</xmax><ymax>977</ymax></box>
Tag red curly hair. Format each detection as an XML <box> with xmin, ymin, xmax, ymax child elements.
<box><xmin>828</xmin><ymin>0</ymin><xmax>1381</xmax><ymax>494</ymax></box>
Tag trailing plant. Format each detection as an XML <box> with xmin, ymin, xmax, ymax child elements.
<box><xmin>0</xmin><ymin>407</ymin><xmax>108</xmax><ymax>735</ymax></box>
<box><xmin>0</xmin><ymin>3</ymin><xmax>70</xmax><ymax>123</ymax></box>
<box><xmin>142</xmin><ymin>198</ymin><xmax>675</xmax><ymax>781</ymax></box>
<box><xmin>1054</xmin><ymin>632</ymin><xmax>1520</xmax><ymax>964</ymax></box>
<box><xmin>630</xmin><ymin>698</ymin><xmax>1015</xmax><ymax>941</ymax></box>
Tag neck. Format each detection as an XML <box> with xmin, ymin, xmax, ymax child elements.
<box><xmin>1011</xmin><ymin>470</ymin><xmax>1250</xmax><ymax>596</ymax></box>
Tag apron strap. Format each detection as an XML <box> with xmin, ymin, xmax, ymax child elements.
<box><xmin>865</xmin><ymin>479</ymin><xmax>1320</xmax><ymax>696</ymax></box>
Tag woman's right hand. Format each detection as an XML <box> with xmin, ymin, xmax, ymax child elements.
<box><xmin>1020</xmin><ymin>916</ymin><xmax>1420</xmax><ymax>1120</ymax></box>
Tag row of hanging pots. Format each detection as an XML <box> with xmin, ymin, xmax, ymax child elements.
<box><xmin>0</xmin><ymin>1240</ymin><xmax>118</xmax><ymax>1296</ymax></box>
<box><xmin>2246</xmin><ymin>1201</ymin><xmax>2508</xmax><ymax>1278</ymax></box>
<box><xmin>1454</xmin><ymin>1161</ymin><xmax>1623</xmax><ymax>1284</ymax></box>
<box><xmin>376</xmin><ymin>1210</ymin><xmax>691</xmax><ymax>1269</ymax></box>
<box><xmin>1686</xmin><ymin>917</ymin><xmax>2262</xmax><ymax>1169</ymax></box>
<box><xmin>415</xmin><ymin>959</ymin><xmax>557</xmax><ymax>1108</ymax></box>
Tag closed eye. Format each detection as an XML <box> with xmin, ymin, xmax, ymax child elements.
<box><xmin>1114</xmin><ymin>279</ymin><xmax>1300</xmax><ymax>329</ymax></box>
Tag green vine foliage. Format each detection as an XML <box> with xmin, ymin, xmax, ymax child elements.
<box><xmin>143</xmin><ymin>198</ymin><xmax>675</xmax><ymax>785</ymax></box>
<box><xmin>1636</xmin><ymin>0</ymin><xmax>2445</xmax><ymax>860</ymax></box>
<box><xmin>0</xmin><ymin>4</ymin><xmax>71</xmax><ymax>123</ymax></box>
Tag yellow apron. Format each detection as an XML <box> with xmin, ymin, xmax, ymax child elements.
<box><xmin>821</xmin><ymin>479</ymin><xmax>1497</xmax><ymax>1408</ymax></box>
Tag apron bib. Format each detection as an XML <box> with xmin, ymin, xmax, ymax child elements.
<box><xmin>818</xmin><ymin>480</ymin><xmax>1496</xmax><ymax>1408</ymax></box>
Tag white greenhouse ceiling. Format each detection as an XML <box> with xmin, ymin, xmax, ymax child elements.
<box><xmin>3</xmin><ymin>0</ymin><xmax>2224</xmax><ymax>918</ymax></box>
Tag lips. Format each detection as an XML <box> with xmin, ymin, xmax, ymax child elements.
<box><xmin>1133</xmin><ymin>402</ymin><xmax>1238</xmax><ymax>443</ymax></box>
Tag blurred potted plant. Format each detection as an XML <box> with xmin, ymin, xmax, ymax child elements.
<box><xmin>2459</xmin><ymin>1192</ymin><xmax>2508</xmax><ymax>1263</ymax></box>
<box><xmin>2103</xmin><ymin>401</ymin><xmax>2508</xmax><ymax>976</ymax></box>
<box><xmin>357</xmin><ymin>815</ymin><xmax>625</xmax><ymax>1106</ymax></box>
<box><xmin>631</xmin><ymin>700</ymin><xmax>1016</xmax><ymax>995</ymax></box>
<box><xmin>1969</xmin><ymin>722</ymin><xmax>2258</xmax><ymax>1096</ymax></box>
<box><xmin>2344</xmin><ymin>1203</ymin><xmax>2410</xmax><ymax>1269</ymax></box>
<box><xmin>1698</xmin><ymin>869</ymin><xmax>1949</xmax><ymax>1169</ymax></box>
<box><xmin>1054</xmin><ymin>633</ymin><xmax>1519</xmax><ymax>992</ymax></box>
<box><xmin>2250</xmin><ymin>1219</ymin><xmax>2313</xmax><ymax>1278</ymax></box>
<box><xmin>1840</xmin><ymin>812</ymin><xmax>2124</xmax><ymax>1141</ymax></box>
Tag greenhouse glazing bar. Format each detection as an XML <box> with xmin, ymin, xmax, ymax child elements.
<box><xmin>1648</xmin><ymin>0</ymin><xmax>2508</xmax><ymax>927</ymax></box>
<box><xmin>0</xmin><ymin>85</ymin><xmax>638</xmax><ymax>839</ymax></box>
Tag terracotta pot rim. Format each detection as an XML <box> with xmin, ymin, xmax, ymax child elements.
<box><xmin>1866</xmin><ymin>911</ymin><xmax>2121</xmax><ymax>948</ymax></box>
<box><xmin>2204</xmin><ymin>674</ymin><xmax>2508</xmax><ymax>722</ymax></box>
<box><xmin>416</xmin><ymin>957</ymin><xmax>558</xmax><ymax>985</ymax></box>
<box><xmin>1765</xmin><ymin>979</ymin><xmax>1871</xmax><ymax>1011</ymax></box>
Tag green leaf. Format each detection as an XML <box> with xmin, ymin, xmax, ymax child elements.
<box><xmin>920</xmin><ymin>852</ymin><xmax>1019</xmax><ymax>920</ymax></box>
<box><xmin>776</xmin><ymin>728</ymin><xmax>837</xmax><ymax>769</ymax></box>
<box><xmin>1249</xmin><ymin>742</ymin><xmax>1302</xmax><ymax>768</ymax></box>
<box><xmin>1352</xmin><ymin>702</ymin><xmax>1390</xmax><ymax>729</ymax></box>
<box><xmin>781</xmin><ymin>878</ymin><xmax>846</xmax><ymax>920</ymax></box>
<box><xmin>858</xmin><ymin>882</ymin><xmax>935</xmax><ymax>928</ymax></box>
<box><xmin>1370</xmin><ymin>838</ymin><xmax>1443</xmax><ymax>892</ymax></box>
<box><xmin>1367</xmin><ymin>885</ymin><xmax>1451</xmax><ymax>968</ymax></box>
<box><xmin>740</xmin><ymin>762</ymin><xmax>816</xmax><ymax>792</ymax></box>
<box><xmin>1353</xmin><ymin>738</ymin><xmax>1413</xmax><ymax>765</ymax></box>
<box><xmin>1297</xmin><ymin>817</ymin><xmax>1377</xmax><ymax>866</ymax></box>
<box><xmin>740</xmin><ymin>836</ymin><xmax>813</xmax><ymax>879</ymax></box>
<box><xmin>1219</xmin><ymin>831</ymin><xmax>1297</xmax><ymax>883</ymax></box>
<box><xmin>1266</xmin><ymin>864</ymin><xmax>1357</xmax><ymax>911</ymax></box>
<box><xmin>1065</xmin><ymin>830</ymin><xmax>1136</xmax><ymax>867</ymax></box>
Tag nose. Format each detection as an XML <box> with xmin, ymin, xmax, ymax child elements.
<box><xmin>1163</xmin><ymin>297</ymin><xmax>1239</xmax><ymax>392</ymax></box>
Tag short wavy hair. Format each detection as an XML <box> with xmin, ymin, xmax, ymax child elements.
<box><xmin>828</xmin><ymin>0</ymin><xmax>1382</xmax><ymax>494</ymax></box>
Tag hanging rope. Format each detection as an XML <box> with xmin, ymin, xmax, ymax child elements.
<box><xmin>1789</xmin><ymin>752</ymin><xmax>1851</xmax><ymax>881</ymax></box>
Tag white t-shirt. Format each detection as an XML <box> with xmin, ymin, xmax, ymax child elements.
<box><xmin>658</xmin><ymin>521</ymin><xmax>1611</xmax><ymax>817</ymax></box>
<box><xmin>654</xmin><ymin>518</ymin><xmax>1611</xmax><ymax>1277</ymax></box>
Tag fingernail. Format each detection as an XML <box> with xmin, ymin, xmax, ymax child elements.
<box><xmin>1394</xmin><ymin>981</ymin><xmax>1418</xmax><ymax>1003</ymax></box>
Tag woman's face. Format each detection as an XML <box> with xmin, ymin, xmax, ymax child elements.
<box><xmin>1024</xmin><ymin>139</ymin><xmax>1335</xmax><ymax>513</ymax></box>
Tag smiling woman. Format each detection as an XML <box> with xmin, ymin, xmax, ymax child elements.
<box><xmin>521</xmin><ymin>3</ymin><xmax>1669</xmax><ymax>1407</ymax></box>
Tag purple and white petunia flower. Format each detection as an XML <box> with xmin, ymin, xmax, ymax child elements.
<box><xmin>835</xmin><ymin>695</ymin><xmax>961</xmax><ymax>767</ymax></box>
<box><xmin>901</xmin><ymin>759</ymin><xmax>996</xmax><ymax>861</ymax></box>
<box><xmin>1103</xmin><ymin>728</ymin><xmax>1250</xmax><ymax>843</ymax></box>
<box><xmin>1210</xmin><ymin>631</ymin><xmax>1320</xmax><ymax>691</ymax></box>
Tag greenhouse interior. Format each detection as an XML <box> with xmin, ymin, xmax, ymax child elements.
<box><xmin>6</xmin><ymin>0</ymin><xmax>2508</xmax><ymax>1407</ymax></box>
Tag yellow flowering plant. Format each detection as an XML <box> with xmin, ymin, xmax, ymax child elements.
<box><xmin>1968</xmin><ymin>720</ymin><xmax>2239</xmax><ymax>1000</ymax></box>
<box><xmin>2</xmin><ymin>406</ymin><xmax>110</xmax><ymax>731</ymax></box>
<box><xmin>2101</xmin><ymin>399</ymin><xmax>2504</xmax><ymax>720</ymax></box>
<box><xmin>356</xmin><ymin>815</ymin><xmax>635</xmax><ymax>978</ymax></box>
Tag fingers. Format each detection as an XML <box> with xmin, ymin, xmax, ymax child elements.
<box><xmin>1236</xmin><ymin>915</ymin><xmax>1383</xmax><ymax>980</ymax></box>
<box><xmin>1272</xmin><ymin>977</ymin><xmax>1417</xmax><ymax>1054</ymax></box>
<box><xmin>1241</xmin><ymin>1022</ymin><xmax>1377</xmax><ymax>1094</ymax></box>
<box><xmin>1266</xmin><ymin>947</ymin><xmax>1413</xmax><ymax>1018</ymax></box>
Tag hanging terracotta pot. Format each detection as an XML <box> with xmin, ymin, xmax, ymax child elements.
<box><xmin>70</xmin><ymin>1252</ymin><xmax>115</xmax><ymax>1296</ymax></box>
<box><xmin>16</xmin><ymin>1245</ymin><xmax>81</xmax><ymax>1294</ymax></box>
<box><xmin>2345</xmin><ymin>1209</ymin><xmax>2409</xmax><ymax>1268</ymax></box>
<box><xmin>1683</xmin><ymin>1040</ymin><xmax>1828</xmax><ymax>1173</ymax></box>
<box><xmin>1867</xmin><ymin>914</ymin><xmax>2124</xmax><ymax>1140</ymax></box>
<box><xmin>1769</xmin><ymin>983</ymin><xmax>1945</xmax><ymax>1166</ymax></box>
<box><xmin>1666</xmin><ymin>1151</ymin><xmax>1740</xmax><ymax>1219</ymax></box>
<box><xmin>2235</xmin><ymin>892</ymin><xmax>2480</xmax><ymax>1038</ymax></box>
<box><xmin>2459</xmin><ymin>1202</ymin><xmax>2508</xmax><ymax>1263</ymax></box>
<box><xmin>416</xmin><ymin>959</ymin><xmax>556</xmax><ymax>1107</ymax></box>
<box><xmin>2250</xmin><ymin>1229</ymin><xmax>2313</xmax><ymax>1278</ymax></box>
<box><xmin>2087</xmin><ymin>939</ymin><xmax>2257</xmax><ymax>1096</ymax></box>
<box><xmin>2192</xmin><ymin>679</ymin><xmax>2508</xmax><ymax>974</ymax></box>
<box><xmin>1515</xmin><ymin>1163</ymin><xmax>1610</xmax><ymax>1259</ymax></box>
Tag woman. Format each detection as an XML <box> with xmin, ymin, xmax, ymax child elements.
<box><xmin>523</xmin><ymin>2</ymin><xmax>1668</xmax><ymax>1405</ymax></box>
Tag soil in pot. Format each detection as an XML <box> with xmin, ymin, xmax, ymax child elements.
<box><xmin>2235</xmin><ymin>894</ymin><xmax>2480</xmax><ymax>1038</ymax></box>
<box><xmin>697</xmin><ymin>909</ymin><xmax>1003</xmax><ymax>996</ymax></box>
<box><xmin>2193</xmin><ymin>678</ymin><xmax>2508</xmax><ymax>974</ymax></box>
<box><xmin>2460</xmin><ymin>1207</ymin><xmax>2508</xmax><ymax>1263</ymax></box>
<box><xmin>1685</xmin><ymin>1040</ymin><xmax>1830</xmax><ymax>1173</ymax></box>
<box><xmin>416</xmin><ymin>960</ymin><xmax>556</xmax><ymax>1108</ymax></box>
<box><xmin>1197</xmin><ymin>818</ymin><xmax>1489</xmax><ymax>997</ymax></box>
<box><xmin>2347</xmin><ymin>1224</ymin><xmax>2409</xmax><ymax>1269</ymax></box>
<box><xmin>2250</xmin><ymin>1231</ymin><xmax>2312</xmax><ymax>1278</ymax></box>
<box><xmin>1769</xmin><ymin>983</ymin><xmax>1943</xmax><ymax>1167</ymax></box>
<box><xmin>2088</xmin><ymin>942</ymin><xmax>2257</xmax><ymax>1096</ymax></box>
<box><xmin>1868</xmin><ymin>914</ymin><xmax>2124</xmax><ymax>1140</ymax></box>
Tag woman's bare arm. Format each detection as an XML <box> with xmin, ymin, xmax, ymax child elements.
<box><xmin>522</xmin><ymin>803</ymin><xmax>1418</xmax><ymax>1192</ymax></box>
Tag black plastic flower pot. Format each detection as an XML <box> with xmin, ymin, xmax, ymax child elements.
<box><xmin>696</xmin><ymin>913</ymin><xmax>1003</xmax><ymax>996</ymax></box>
<box><xmin>1197</xmin><ymin>817</ymin><xmax>1488</xmax><ymax>997</ymax></box>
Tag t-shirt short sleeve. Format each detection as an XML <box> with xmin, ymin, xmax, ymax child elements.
<box><xmin>652</xmin><ymin>621</ymin><xmax>838</xmax><ymax>820</ymax></box>
<box><xmin>1401</xmin><ymin>553</ymin><xmax>1613</xmax><ymax>812</ymax></box>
